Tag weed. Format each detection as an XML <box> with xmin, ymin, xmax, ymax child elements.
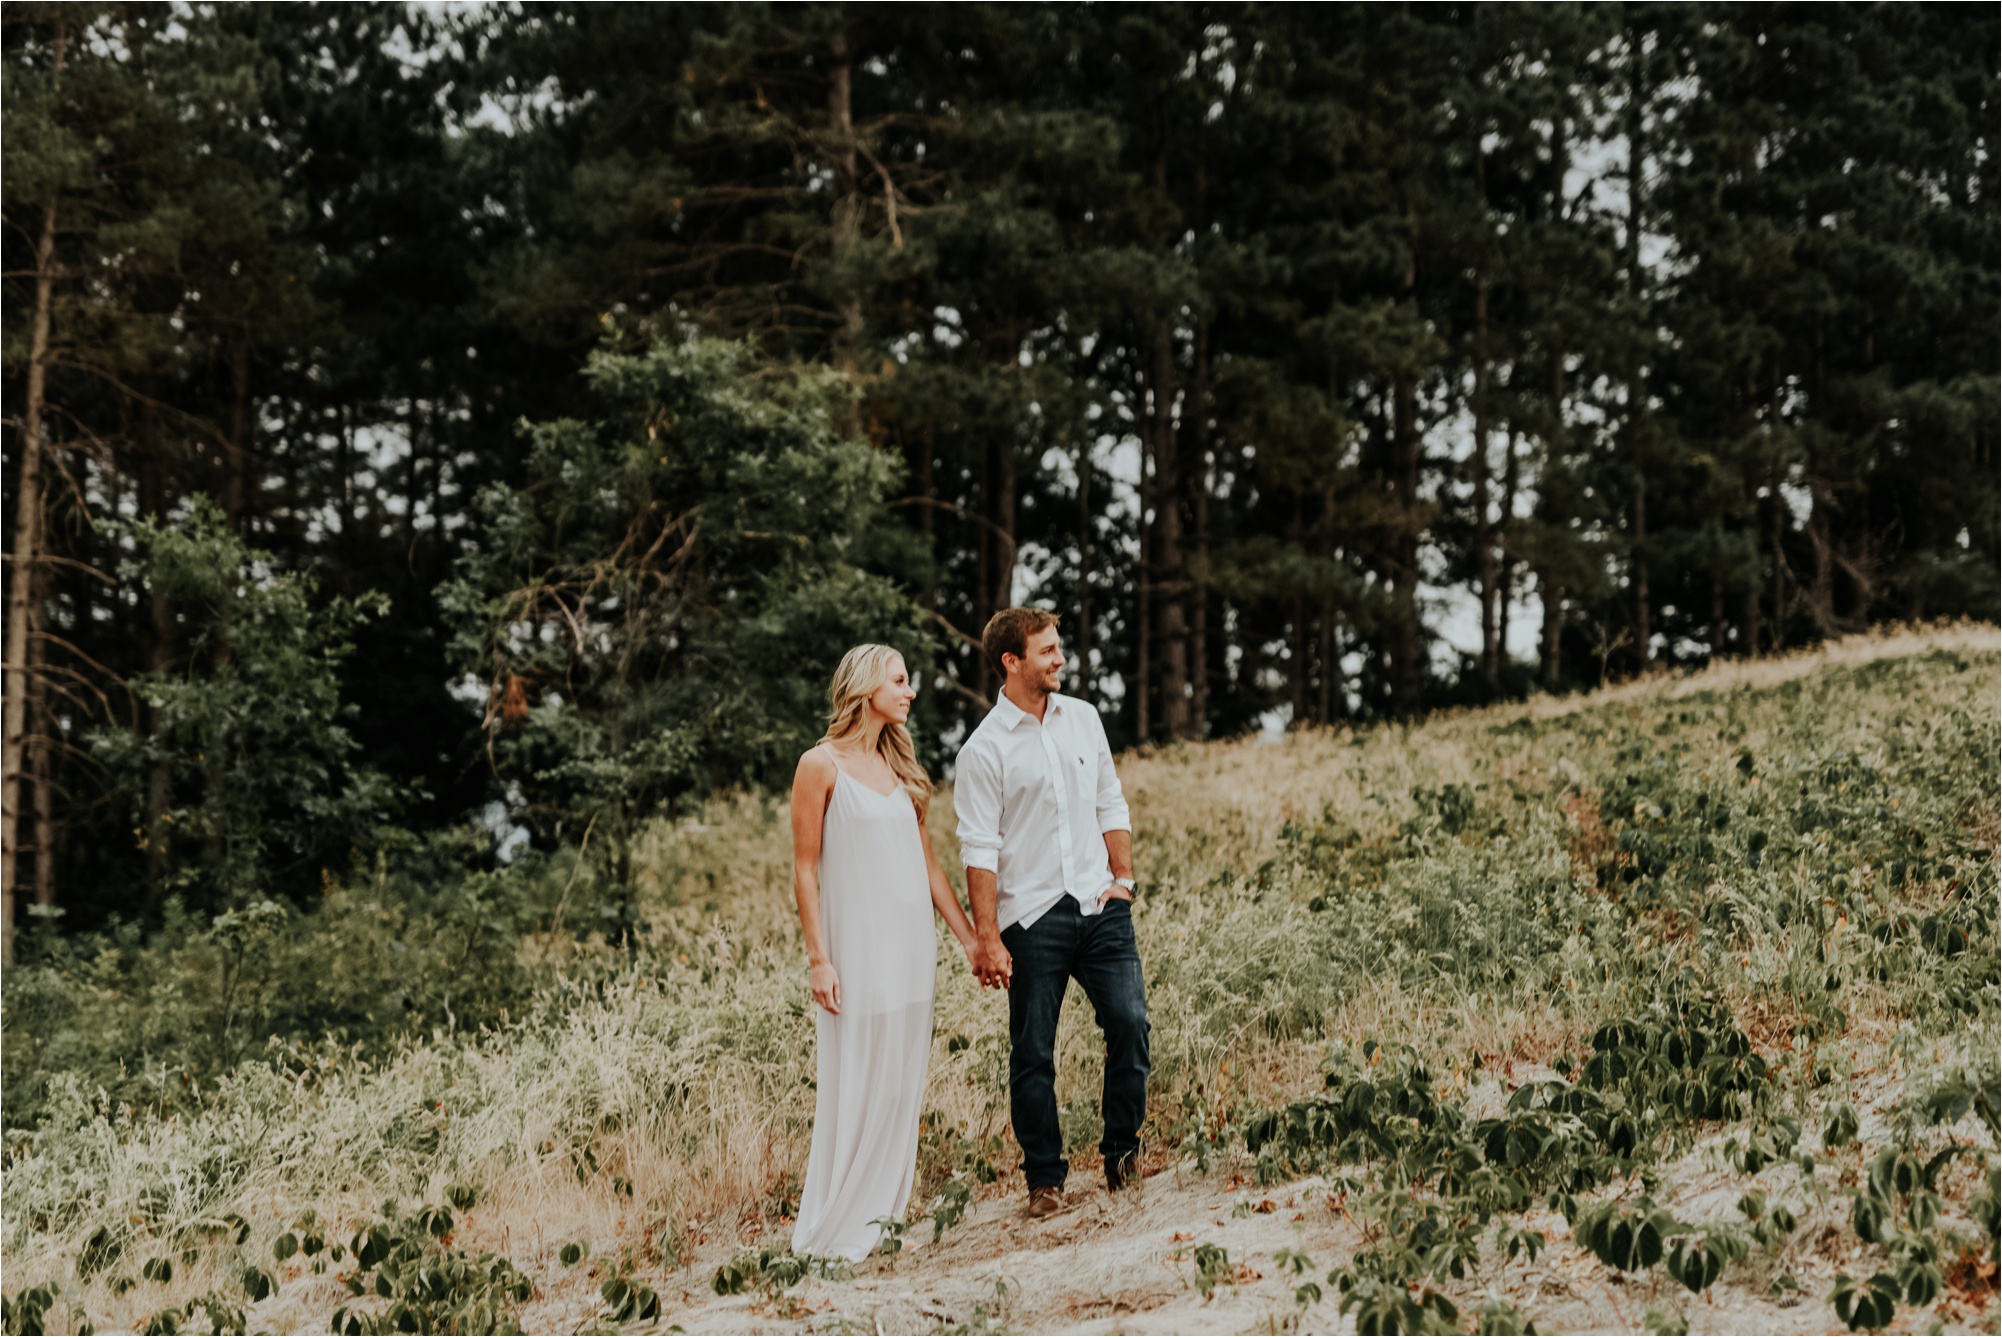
<box><xmin>329</xmin><ymin>1201</ymin><xmax>533</xmax><ymax>1335</ymax></box>
<box><xmin>1191</xmin><ymin>1242</ymin><xmax>1230</xmax><ymax>1300</ymax></box>
<box><xmin>595</xmin><ymin>1247</ymin><xmax>661</xmax><ymax>1324</ymax></box>
<box><xmin>710</xmin><ymin>1246</ymin><xmax>851</xmax><ymax>1303</ymax></box>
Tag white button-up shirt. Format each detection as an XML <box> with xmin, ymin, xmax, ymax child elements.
<box><xmin>954</xmin><ymin>690</ymin><xmax>1132</xmax><ymax>932</ymax></box>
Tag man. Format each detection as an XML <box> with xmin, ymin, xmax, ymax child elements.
<box><xmin>957</xmin><ymin>607</ymin><xmax>1150</xmax><ymax>1219</ymax></box>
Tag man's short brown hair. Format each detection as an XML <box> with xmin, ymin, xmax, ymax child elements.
<box><xmin>983</xmin><ymin>607</ymin><xmax>1061</xmax><ymax>681</ymax></box>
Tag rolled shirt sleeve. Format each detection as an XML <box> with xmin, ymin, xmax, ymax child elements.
<box><xmin>1092</xmin><ymin>710</ymin><xmax>1131</xmax><ymax>834</ymax></box>
<box><xmin>955</xmin><ymin>738</ymin><xmax>1003</xmax><ymax>872</ymax></box>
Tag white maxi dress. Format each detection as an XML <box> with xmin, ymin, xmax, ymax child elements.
<box><xmin>791</xmin><ymin>757</ymin><xmax>936</xmax><ymax>1261</ymax></box>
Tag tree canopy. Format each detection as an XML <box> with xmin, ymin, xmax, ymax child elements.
<box><xmin>3</xmin><ymin>1</ymin><xmax>1995</xmax><ymax>953</ymax></box>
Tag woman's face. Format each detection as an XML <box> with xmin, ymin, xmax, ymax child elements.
<box><xmin>867</xmin><ymin>655</ymin><xmax>916</xmax><ymax>725</ymax></box>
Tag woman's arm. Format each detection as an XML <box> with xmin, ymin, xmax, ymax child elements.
<box><xmin>791</xmin><ymin>749</ymin><xmax>842</xmax><ymax>1014</ymax></box>
<box><xmin>917</xmin><ymin>804</ymin><xmax>979</xmax><ymax>956</ymax></box>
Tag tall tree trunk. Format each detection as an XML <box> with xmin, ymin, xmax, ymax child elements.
<box><xmin>1152</xmin><ymin>319</ymin><xmax>1190</xmax><ymax>740</ymax></box>
<box><xmin>1741</xmin><ymin>477</ymin><xmax>1763</xmax><ymax>657</ymax></box>
<box><xmin>1315</xmin><ymin>606</ymin><xmax>1333</xmax><ymax>724</ymax></box>
<box><xmin>1634</xmin><ymin>477</ymin><xmax>1650</xmax><ymax>668</ymax></box>
<box><xmin>1136</xmin><ymin>411</ymin><xmax>1153</xmax><ymax>743</ymax></box>
<box><xmin>1805</xmin><ymin>324</ymin><xmax>1836</xmax><ymax>637</ymax></box>
<box><xmin>992</xmin><ymin>440</ymin><xmax>1016</xmax><ymax>617</ymax></box>
<box><xmin>1076</xmin><ymin>439</ymin><xmax>1093</xmax><ymax>701</ymax></box>
<box><xmin>1805</xmin><ymin>475</ymin><xmax>1837</xmax><ymax>637</ymax></box>
<box><xmin>223</xmin><ymin>335</ymin><xmax>252</xmax><ymax>530</ymax></box>
<box><xmin>1474</xmin><ymin>267</ymin><xmax>1496</xmax><ymax>683</ymax></box>
<box><xmin>975</xmin><ymin>449</ymin><xmax>993</xmax><ymax>701</ymax></box>
<box><xmin>1288</xmin><ymin>495</ymin><xmax>1306</xmax><ymax>727</ymax></box>
<box><xmin>1498</xmin><ymin>428</ymin><xmax>1520</xmax><ymax>669</ymax></box>
<box><xmin>826</xmin><ymin>30</ymin><xmax>863</xmax><ymax>432</ymax></box>
<box><xmin>917</xmin><ymin>432</ymin><xmax>936</xmax><ymax>616</ymax></box>
<box><xmin>1626</xmin><ymin>26</ymin><xmax>1651</xmax><ymax>671</ymax></box>
<box><xmin>2</xmin><ymin>173</ymin><xmax>62</xmax><ymax>965</ymax></box>
<box><xmin>1391</xmin><ymin>365</ymin><xmax>1420</xmax><ymax>708</ymax></box>
<box><xmin>1538</xmin><ymin>346</ymin><xmax>1567</xmax><ymax>691</ymax></box>
<box><xmin>1540</xmin><ymin>580</ymin><xmax>1563</xmax><ymax>688</ymax></box>
<box><xmin>1768</xmin><ymin>457</ymin><xmax>1788</xmax><ymax>653</ymax></box>
<box><xmin>1390</xmin><ymin>248</ymin><xmax>1421</xmax><ymax>708</ymax></box>
<box><xmin>30</xmin><ymin>651</ymin><xmax>54</xmax><ymax>912</ymax></box>
<box><xmin>1710</xmin><ymin>571</ymin><xmax>1726</xmax><ymax>661</ymax></box>
<box><xmin>141</xmin><ymin>403</ymin><xmax>175</xmax><ymax>893</ymax></box>
<box><xmin>1190</xmin><ymin>316</ymin><xmax>1211</xmax><ymax>735</ymax></box>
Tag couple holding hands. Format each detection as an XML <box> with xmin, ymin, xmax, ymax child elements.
<box><xmin>788</xmin><ymin>608</ymin><xmax>1151</xmax><ymax>1261</ymax></box>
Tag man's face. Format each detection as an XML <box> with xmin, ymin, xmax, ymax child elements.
<box><xmin>1008</xmin><ymin>627</ymin><xmax>1065</xmax><ymax>694</ymax></box>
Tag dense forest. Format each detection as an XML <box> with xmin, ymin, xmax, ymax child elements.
<box><xmin>3</xmin><ymin>2</ymin><xmax>1997</xmax><ymax>961</ymax></box>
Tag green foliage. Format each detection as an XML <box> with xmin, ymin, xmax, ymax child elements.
<box><xmin>1334</xmin><ymin>1276</ymin><xmax>1459</xmax><ymax>1336</ymax></box>
<box><xmin>1272</xmin><ymin>1247</ymin><xmax>1322</xmax><ymax>1310</ymax></box>
<box><xmin>1641</xmin><ymin>1307</ymin><xmax>1688</xmax><ymax>1337</ymax></box>
<box><xmin>88</xmin><ymin>499</ymin><xmax>401</xmax><ymax>916</ymax></box>
<box><xmin>710</xmin><ymin>1247</ymin><xmax>850</xmax><ymax>1302</ymax></box>
<box><xmin>1830</xmin><ymin>1271</ymin><xmax>1900</xmax><ymax>1332</ymax></box>
<box><xmin>2</xmin><ymin>823</ymin><xmax>550</xmax><ymax>1126</ymax></box>
<box><xmin>1970</xmin><ymin>1166</ymin><xmax>2001</xmax><ymax>1262</ymax></box>
<box><xmin>1190</xmin><ymin>1242</ymin><xmax>1230</xmax><ymax>1301</ymax></box>
<box><xmin>444</xmin><ymin>334</ymin><xmax>932</xmax><ymax>936</ymax></box>
<box><xmin>595</xmin><ymin>1247</ymin><xmax>661</xmax><ymax>1324</ymax></box>
<box><xmin>131</xmin><ymin>1291</ymin><xmax>243</xmax><ymax>1337</ymax></box>
<box><xmin>1476</xmin><ymin>1298</ymin><xmax>1537</xmax><ymax>1336</ymax></box>
<box><xmin>2</xmin><ymin>1283</ymin><xmax>60</xmax><ymax>1337</ymax></box>
<box><xmin>915</xmin><ymin>1111</ymin><xmax>1002</xmax><ymax>1242</ymax></box>
<box><xmin>329</xmin><ymin>1202</ymin><xmax>532</xmax><ymax>1336</ymax></box>
<box><xmin>1575</xmin><ymin>994</ymin><xmax>1768</xmax><ymax>1128</ymax></box>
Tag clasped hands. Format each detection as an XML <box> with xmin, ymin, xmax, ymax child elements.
<box><xmin>965</xmin><ymin>884</ymin><xmax>1129</xmax><ymax>991</ymax></box>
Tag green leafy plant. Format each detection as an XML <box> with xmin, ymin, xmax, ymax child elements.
<box><xmin>1830</xmin><ymin>1271</ymin><xmax>1899</xmax><ymax>1332</ymax></box>
<box><xmin>2</xmin><ymin>1284</ymin><xmax>69</xmax><ymax>1337</ymax></box>
<box><xmin>1569</xmin><ymin>1198</ymin><xmax>1675</xmax><ymax>1274</ymax></box>
<box><xmin>1191</xmin><ymin>1242</ymin><xmax>1231</xmax><ymax>1301</ymax></box>
<box><xmin>1476</xmin><ymin>1298</ymin><xmax>1537</xmax><ymax>1335</ymax></box>
<box><xmin>329</xmin><ymin>1202</ymin><xmax>532</xmax><ymax>1335</ymax></box>
<box><xmin>1273</xmin><ymin>1247</ymin><xmax>1322</xmax><ymax>1310</ymax></box>
<box><xmin>1335</xmin><ymin>1277</ymin><xmax>1459</xmax><ymax>1335</ymax></box>
<box><xmin>596</xmin><ymin>1247</ymin><xmax>661</xmax><ymax>1324</ymax></box>
<box><xmin>710</xmin><ymin>1245</ymin><xmax>851</xmax><ymax>1313</ymax></box>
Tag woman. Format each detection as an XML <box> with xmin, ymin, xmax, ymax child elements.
<box><xmin>789</xmin><ymin>644</ymin><xmax>979</xmax><ymax>1261</ymax></box>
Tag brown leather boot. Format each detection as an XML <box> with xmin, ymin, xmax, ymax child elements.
<box><xmin>1026</xmin><ymin>1186</ymin><xmax>1062</xmax><ymax>1219</ymax></box>
<box><xmin>1106</xmin><ymin>1150</ymin><xmax>1140</xmax><ymax>1193</ymax></box>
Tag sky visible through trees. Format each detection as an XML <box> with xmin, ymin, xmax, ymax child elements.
<box><xmin>2</xmin><ymin>2</ymin><xmax>1996</xmax><ymax>949</ymax></box>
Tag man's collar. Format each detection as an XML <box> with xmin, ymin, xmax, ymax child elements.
<box><xmin>994</xmin><ymin>688</ymin><xmax>1062</xmax><ymax>729</ymax></box>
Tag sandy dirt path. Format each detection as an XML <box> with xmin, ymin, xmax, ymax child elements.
<box><xmin>512</xmin><ymin>1120</ymin><xmax>1998</xmax><ymax>1336</ymax></box>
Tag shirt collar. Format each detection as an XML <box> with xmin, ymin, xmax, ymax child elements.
<box><xmin>993</xmin><ymin>689</ymin><xmax>1062</xmax><ymax>730</ymax></box>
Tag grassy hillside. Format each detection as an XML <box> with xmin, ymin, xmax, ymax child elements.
<box><xmin>4</xmin><ymin>624</ymin><xmax>1997</xmax><ymax>1335</ymax></box>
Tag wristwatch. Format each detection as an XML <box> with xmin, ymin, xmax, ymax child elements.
<box><xmin>1113</xmin><ymin>877</ymin><xmax>1137</xmax><ymax>894</ymax></box>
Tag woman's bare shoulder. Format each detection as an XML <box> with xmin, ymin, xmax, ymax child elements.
<box><xmin>794</xmin><ymin>744</ymin><xmax>837</xmax><ymax>784</ymax></box>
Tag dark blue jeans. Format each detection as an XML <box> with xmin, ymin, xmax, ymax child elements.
<box><xmin>1000</xmin><ymin>895</ymin><xmax>1151</xmax><ymax>1191</ymax></box>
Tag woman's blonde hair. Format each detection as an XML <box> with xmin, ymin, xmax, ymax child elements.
<box><xmin>821</xmin><ymin>644</ymin><xmax>931</xmax><ymax>811</ymax></box>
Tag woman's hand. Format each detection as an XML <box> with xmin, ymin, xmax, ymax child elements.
<box><xmin>810</xmin><ymin>960</ymin><xmax>842</xmax><ymax>1015</ymax></box>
